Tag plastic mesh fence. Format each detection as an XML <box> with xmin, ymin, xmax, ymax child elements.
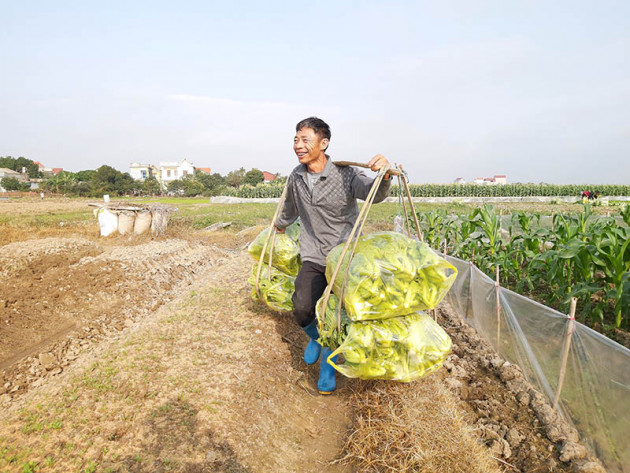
<box><xmin>444</xmin><ymin>255</ymin><xmax>630</xmax><ymax>473</ymax></box>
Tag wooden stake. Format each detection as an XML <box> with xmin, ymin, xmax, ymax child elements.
<box><xmin>465</xmin><ymin>260</ymin><xmax>473</xmax><ymax>320</ymax></box>
<box><xmin>553</xmin><ymin>298</ymin><xmax>577</xmax><ymax>411</ymax></box>
<box><xmin>495</xmin><ymin>266</ymin><xmax>501</xmax><ymax>355</ymax></box>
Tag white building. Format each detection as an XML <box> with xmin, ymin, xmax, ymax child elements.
<box><xmin>129</xmin><ymin>163</ymin><xmax>158</xmax><ymax>181</ymax></box>
<box><xmin>158</xmin><ymin>159</ymin><xmax>195</xmax><ymax>187</ymax></box>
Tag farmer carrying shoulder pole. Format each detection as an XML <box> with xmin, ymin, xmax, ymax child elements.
<box><xmin>274</xmin><ymin>117</ymin><xmax>392</xmax><ymax>394</ymax></box>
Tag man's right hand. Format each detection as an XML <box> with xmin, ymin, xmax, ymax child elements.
<box><xmin>273</xmin><ymin>224</ymin><xmax>285</xmax><ymax>234</ymax></box>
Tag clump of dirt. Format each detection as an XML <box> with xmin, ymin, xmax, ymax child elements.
<box><xmin>0</xmin><ymin>236</ymin><xmax>233</xmax><ymax>402</ymax></box>
<box><xmin>437</xmin><ymin>304</ymin><xmax>606</xmax><ymax>473</ymax></box>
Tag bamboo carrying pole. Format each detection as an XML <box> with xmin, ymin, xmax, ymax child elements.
<box><xmin>495</xmin><ymin>266</ymin><xmax>501</xmax><ymax>355</ymax></box>
<box><xmin>553</xmin><ymin>298</ymin><xmax>578</xmax><ymax>411</ymax></box>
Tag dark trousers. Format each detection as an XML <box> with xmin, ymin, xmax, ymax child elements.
<box><xmin>292</xmin><ymin>261</ymin><xmax>328</xmax><ymax>328</ymax></box>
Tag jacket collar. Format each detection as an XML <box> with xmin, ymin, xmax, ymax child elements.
<box><xmin>297</xmin><ymin>154</ymin><xmax>332</xmax><ymax>181</ymax></box>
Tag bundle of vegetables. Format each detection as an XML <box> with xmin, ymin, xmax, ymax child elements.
<box><xmin>316</xmin><ymin>293</ymin><xmax>351</xmax><ymax>351</ymax></box>
<box><xmin>247</xmin><ymin>262</ymin><xmax>295</xmax><ymax>312</ymax></box>
<box><xmin>326</xmin><ymin>312</ymin><xmax>452</xmax><ymax>381</ymax></box>
<box><xmin>248</xmin><ymin>222</ymin><xmax>301</xmax><ymax>276</ymax></box>
<box><xmin>326</xmin><ymin>231</ymin><xmax>457</xmax><ymax>321</ymax></box>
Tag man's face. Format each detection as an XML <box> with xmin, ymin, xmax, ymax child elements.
<box><xmin>294</xmin><ymin>127</ymin><xmax>328</xmax><ymax>165</ymax></box>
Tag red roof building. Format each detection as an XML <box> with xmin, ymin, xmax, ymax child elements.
<box><xmin>52</xmin><ymin>168</ymin><xmax>63</xmax><ymax>175</ymax></box>
<box><xmin>195</xmin><ymin>167</ymin><xmax>212</xmax><ymax>174</ymax></box>
<box><xmin>263</xmin><ymin>171</ymin><xmax>276</xmax><ymax>182</ymax></box>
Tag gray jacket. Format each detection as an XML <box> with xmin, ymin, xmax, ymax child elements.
<box><xmin>275</xmin><ymin>157</ymin><xmax>392</xmax><ymax>266</ymax></box>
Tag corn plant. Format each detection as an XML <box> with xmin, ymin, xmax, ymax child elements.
<box><xmin>422</xmin><ymin>204</ymin><xmax>629</xmax><ymax>329</ymax></box>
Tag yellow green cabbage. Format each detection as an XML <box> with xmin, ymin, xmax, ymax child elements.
<box><xmin>326</xmin><ymin>232</ymin><xmax>457</xmax><ymax>321</ymax></box>
<box><xmin>247</xmin><ymin>262</ymin><xmax>295</xmax><ymax>312</ymax></box>
<box><xmin>316</xmin><ymin>293</ymin><xmax>351</xmax><ymax>351</ymax></box>
<box><xmin>248</xmin><ymin>222</ymin><xmax>301</xmax><ymax>276</ymax></box>
<box><xmin>327</xmin><ymin>312</ymin><xmax>452</xmax><ymax>382</ymax></box>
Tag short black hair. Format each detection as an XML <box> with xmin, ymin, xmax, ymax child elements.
<box><xmin>296</xmin><ymin>117</ymin><xmax>331</xmax><ymax>142</ymax></box>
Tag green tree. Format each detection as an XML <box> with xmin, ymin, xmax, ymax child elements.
<box><xmin>196</xmin><ymin>172</ymin><xmax>224</xmax><ymax>190</ymax></box>
<box><xmin>226</xmin><ymin>167</ymin><xmax>245</xmax><ymax>187</ymax></box>
<box><xmin>0</xmin><ymin>177</ymin><xmax>28</xmax><ymax>191</ymax></box>
<box><xmin>42</xmin><ymin>171</ymin><xmax>77</xmax><ymax>194</ymax></box>
<box><xmin>92</xmin><ymin>165</ymin><xmax>134</xmax><ymax>195</ymax></box>
<box><xmin>0</xmin><ymin>156</ymin><xmax>42</xmax><ymax>178</ymax></box>
<box><xmin>180</xmin><ymin>175</ymin><xmax>205</xmax><ymax>196</ymax></box>
<box><xmin>141</xmin><ymin>176</ymin><xmax>162</xmax><ymax>195</ymax></box>
<box><xmin>244</xmin><ymin>168</ymin><xmax>264</xmax><ymax>186</ymax></box>
<box><xmin>75</xmin><ymin>170</ymin><xmax>96</xmax><ymax>182</ymax></box>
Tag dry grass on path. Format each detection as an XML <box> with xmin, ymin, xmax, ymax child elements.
<box><xmin>341</xmin><ymin>379</ymin><xmax>502</xmax><ymax>473</ymax></box>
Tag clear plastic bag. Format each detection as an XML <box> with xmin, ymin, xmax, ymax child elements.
<box><xmin>327</xmin><ymin>311</ymin><xmax>452</xmax><ymax>381</ymax></box>
<box><xmin>325</xmin><ymin>231</ymin><xmax>457</xmax><ymax>321</ymax></box>
<box><xmin>247</xmin><ymin>263</ymin><xmax>295</xmax><ymax>312</ymax></box>
<box><xmin>247</xmin><ymin>222</ymin><xmax>301</xmax><ymax>276</ymax></box>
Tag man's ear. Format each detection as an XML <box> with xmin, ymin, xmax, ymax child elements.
<box><xmin>320</xmin><ymin>139</ymin><xmax>329</xmax><ymax>150</ymax></box>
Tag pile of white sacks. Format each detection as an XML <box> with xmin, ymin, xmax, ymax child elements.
<box><xmin>94</xmin><ymin>205</ymin><xmax>175</xmax><ymax>237</ymax></box>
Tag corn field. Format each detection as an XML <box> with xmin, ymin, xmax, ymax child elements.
<box><xmin>217</xmin><ymin>183</ymin><xmax>630</xmax><ymax>199</ymax></box>
<box><xmin>412</xmin><ymin>204</ymin><xmax>630</xmax><ymax>329</ymax></box>
<box><xmin>392</xmin><ymin>183</ymin><xmax>630</xmax><ymax>198</ymax></box>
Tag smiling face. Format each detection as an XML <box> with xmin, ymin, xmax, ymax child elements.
<box><xmin>294</xmin><ymin>127</ymin><xmax>329</xmax><ymax>170</ymax></box>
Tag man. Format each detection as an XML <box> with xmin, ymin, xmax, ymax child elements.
<box><xmin>274</xmin><ymin>117</ymin><xmax>392</xmax><ymax>394</ymax></box>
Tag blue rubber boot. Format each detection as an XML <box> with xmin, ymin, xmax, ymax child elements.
<box><xmin>302</xmin><ymin>319</ymin><xmax>321</xmax><ymax>365</ymax></box>
<box><xmin>317</xmin><ymin>347</ymin><xmax>338</xmax><ymax>395</ymax></box>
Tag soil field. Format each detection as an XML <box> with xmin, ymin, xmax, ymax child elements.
<box><xmin>0</xmin><ymin>200</ymin><xmax>606</xmax><ymax>472</ymax></box>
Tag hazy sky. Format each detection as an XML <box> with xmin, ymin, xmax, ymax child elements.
<box><xmin>1</xmin><ymin>1</ymin><xmax>628</xmax><ymax>184</ymax></box>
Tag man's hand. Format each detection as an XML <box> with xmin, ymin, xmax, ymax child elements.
<box><xmin>273</xmin><ymin>224</ymin><xmax>285</xmax><ymax>234</ymax></box>
<box><xmin>367</xmin><ymin>154</ymin><xmax>391</xmax><ymax>179</ymax></box>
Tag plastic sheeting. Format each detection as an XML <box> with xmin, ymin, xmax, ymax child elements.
<box><xmin>444</xmin><ymin>255</ymin><xmax>630</xmax><ymax>473</ymax></box>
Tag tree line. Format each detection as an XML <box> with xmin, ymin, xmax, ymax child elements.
<box><xmin>0</xmin><ymin>156</ymin><xmax>281</xmax><ymax>197</ymax></box>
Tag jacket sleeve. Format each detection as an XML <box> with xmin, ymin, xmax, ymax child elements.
<box><xmin>350</xmin><ymin>169</ymin><xmax>392</xmax><ymax>203</ymax></box>
<box><xmin>275</xmin><ymin>175</ymin><xmax>299</xmax><ymax>229</ymax></box>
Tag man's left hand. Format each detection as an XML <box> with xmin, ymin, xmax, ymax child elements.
<box><xmin>367</xmin><ymin>154</ymin><xmax>391</xmax><ymax>179</ymax></box>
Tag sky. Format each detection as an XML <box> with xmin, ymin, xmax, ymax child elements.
<box><xmin>1</xmin><ymin>0</ymin><xmax>628</xmax><ymax>184</ymax></box>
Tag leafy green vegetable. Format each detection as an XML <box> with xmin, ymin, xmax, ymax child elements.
<box><xmin>247</xmin><ymin>262</ymin><xmax>295</xmax><ymax>312</ymax></box>
<box><xmin>327</xmin><ymin>312</ymin><xmax>452</xmax><ymax>381</ymax></box>
<box><xmin>326</xmin><ymin>232</ymin><xmax>457</xmax><ymax>320</ymax></box>
<box><xmin>248</xmin><ymin>222</ymin><xmax>301</xmax><ymax>276</ymax></box>
<box><xmin>316</xmin><ymin>293</ymin><xmax>351</xmax><ymax>351</ymax></box>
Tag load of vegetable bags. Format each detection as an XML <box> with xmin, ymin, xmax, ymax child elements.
<box><xmin>317</xmin><ymin>231</ymin><xmax>457</xmax><ymax>382</ymax></box>
<box><xmin>247</xmin><ymin>222</ymin><xmax>301</xmax><ymax>311</ymax></box>
<box><xmin>325</xmin><ymin>231</ymin><xmax>458</xmax><ymax>320</ymax></box>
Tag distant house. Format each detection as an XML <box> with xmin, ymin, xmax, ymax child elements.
<box><xmin>52</xmin><ymin>168</ymin><xmax>64</xmax><ymax>175</ymax></box>
<box><xmin>195</xmin><ymin>167</ymin><xmax>212</xmax><ymax>175</ymax></box>
<box><xmin>263</xmin><ymin>171</ymin><xmax>276</xmax><ymax>183</ymax></box>
<box><xmin>129</xmin><ymin>163</ymin><xmax>158</xmax><ymax>181</ymax></box>
<box><xmin>454</xmin><ymin>177</ymin><xmax>466</xmax><ymax>184</ymax></box>
<box><xmin>158</xmin><ymin>159</ymin><xmax>195</xmax><ymax>188</ymax></box>
<box><xmin>470</xmin><ymin>175</ymin><xmax>507</xmax><ymax>185</ymax></box>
